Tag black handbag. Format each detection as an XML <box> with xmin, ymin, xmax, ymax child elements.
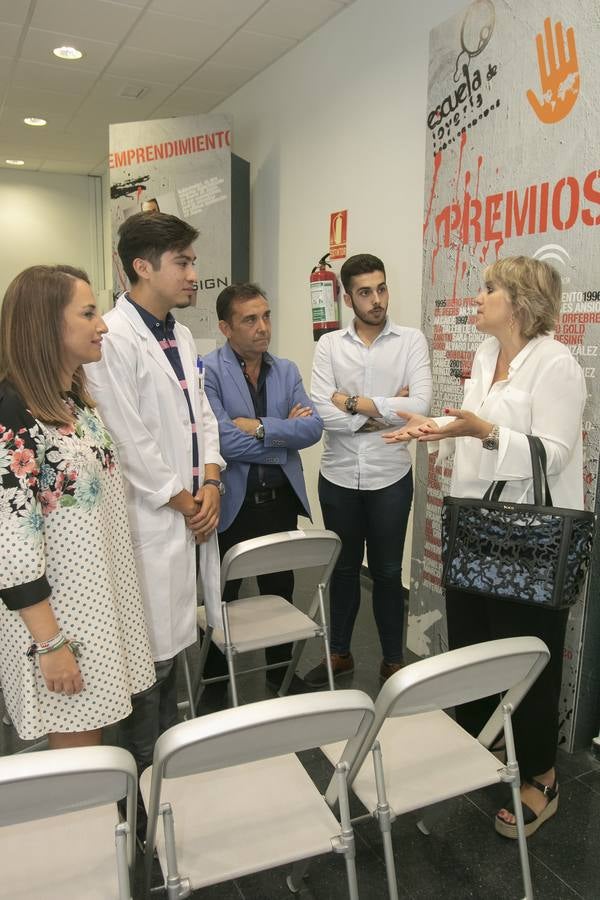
<box><xmin>441</xmin><ymin>435</ymin><xmax>595</xmax><ymax>608</ymax></box>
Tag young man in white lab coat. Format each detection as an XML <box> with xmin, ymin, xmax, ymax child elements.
<box><xmin>86</xmin><ymin>212</ymin><xmax>224</xmax><ymax>781</ymax></box>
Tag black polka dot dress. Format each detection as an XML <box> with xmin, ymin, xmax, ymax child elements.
<box><xmin>0</xmin><ymin>386</ymin><xmax>155</xmax><ymax>740</ymax></box>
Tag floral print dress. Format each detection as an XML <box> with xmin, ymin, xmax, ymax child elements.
<box><xmin>0</xmin><ymin>383</ymin><xmax>155</xmax><ymax>739</ymax></box>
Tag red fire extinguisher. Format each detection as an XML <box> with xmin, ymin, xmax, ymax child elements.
<box><xmin>310</xmin><ymin>252</ymin><xmax>340</xmax><ymax>341</ymax></box>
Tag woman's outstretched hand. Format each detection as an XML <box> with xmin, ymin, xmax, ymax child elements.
<box><xmin>382</xmin><ymin>408</ymin><xmax>492</xmax><ymax>443</ymax></box>
<box><xmin>423</xmin><ymin>408</ymin><xmax>492</xmax><ymax>441</ymax></box>
<box><xmin>382</xmin><ymin>412</ymin><xmax>440</xmax><ymax>443</ymax></box>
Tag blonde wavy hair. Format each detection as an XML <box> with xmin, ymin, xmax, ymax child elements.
<box><xmin>484</xmin><ymin>256</ymin><xmax>561</xmax><ymax>339</ymax></box>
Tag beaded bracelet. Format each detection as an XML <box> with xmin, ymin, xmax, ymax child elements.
<box><xmin>33</xmin><ymin>631</ymin><xmax>64</xmax><ymax>651</ymax></box>
<box><xmin>26</xmin><ymin>633</ymin><xmax>83</xmax><ymax>659</ymax></box>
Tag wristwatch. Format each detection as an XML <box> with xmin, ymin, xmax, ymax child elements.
<box><xmin>482</xmin><ymin>424</ymin><xmax>500</xmax><ymax>451</ymax></box>
<box><xmin>203</xmin><ymin>478</ymin><xmax>226</xmax><ymax>496</ymax></box>
<box><xmin>255</xmin><ymin>421</ymin><xmax>265</xmax><ymax>440</ymax></box>
<box><xmin>345</xmin><ymin>395</ymin><xmax>359</xmax><ymax>415</ymax></box>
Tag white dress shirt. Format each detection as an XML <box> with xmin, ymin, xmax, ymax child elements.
<box><xmin>436</xmin><ymin>334</ymin><xmax>586</xmax><ymax>508</ymax></box>
<box><xmin>311</xmin><ymin>318</ymin><xmax>432</xmax><ymax>490</ymax></box>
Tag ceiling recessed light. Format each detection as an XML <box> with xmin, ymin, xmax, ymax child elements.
<box><xmin>53</xmin><ymin>46</ymin><xmax>83</xmax><ymax>61</ymax></box>
<box><xmin>24</xmin><ymin>117</ymin><xmax>47</xmax><ymax>126</ymax></box>
<box><xmin>5</xmin><ymin>159</ymin><xmax>25</xmax><ymax>166</ymax></box>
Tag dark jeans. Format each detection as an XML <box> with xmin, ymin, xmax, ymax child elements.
<box><xmin>118</xmin><ymin>657</ymin><xmax>178</xmax><ymax>775</ymax></box>
<box><xmin>204</xmin><ymin>483</ymin><xmax>300</xmax><ymax>679</ymax></box>
<box><xmin>318</xmin><ymin>471</ymin><xmax>413</xmax><ymax>663</ymax></box>
<box><xmin>446</xmin><ymin>588</ymin><xmax>569</xmax><ymax>780</ymax></box>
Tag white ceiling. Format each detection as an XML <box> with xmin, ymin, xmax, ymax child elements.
<box><xmin>0</xmin><ymin>0</ymin><xmax>354</xmax><ymax>176</ymax></box>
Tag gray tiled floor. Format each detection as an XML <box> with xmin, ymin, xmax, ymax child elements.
<box><xmin>2</xmin><ymin>571</ymin><xmax>600</xmax><ymax>898</ymax></box>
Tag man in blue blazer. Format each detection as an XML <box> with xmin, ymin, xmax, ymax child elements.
<box><xmin>202</xmin><ymin>282</ymin><xmax>323</xmax><ymax>695</ymax></box>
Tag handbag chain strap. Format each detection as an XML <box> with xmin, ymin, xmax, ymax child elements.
<box><xmin>482</xmin><ymin>435</ymin><xmax>553</xmax><ymax>506</ymax></box>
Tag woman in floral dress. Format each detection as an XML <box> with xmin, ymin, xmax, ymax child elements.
<box><xmin>0</xmin><ymin>264</ymin><xmax>155</xmax><ymax>747</ymax></box>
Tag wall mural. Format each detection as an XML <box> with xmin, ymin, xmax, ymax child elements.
<box><xmin>409</xmin><ymin>0</ymin><xmax>600</xmax><ymax>749</ymax></box>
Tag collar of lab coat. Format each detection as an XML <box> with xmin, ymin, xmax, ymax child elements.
<box><xmin>115</xmin><ymin>294</ymin><xmax>182</xmax><ymax>388</ymax></box>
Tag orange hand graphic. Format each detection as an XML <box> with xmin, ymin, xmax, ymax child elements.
<box><xmin>526</xmin><ymin>17</ymin><xmax>580</xmax><ymax>124</ymax></box>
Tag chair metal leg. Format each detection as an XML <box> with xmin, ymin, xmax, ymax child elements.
<box><xmin>510</xmin><ymin>776</ymin><xmax>534</xmax><ymax>900</ymax></box>
<box><xmin>144</xmin><ymin>781</ymin><xmax>161</xmax><ymax>900</ymax></box>
<box><xmin>226</xmin><ymin>651</ymin><xmax>239</xmax><ymax>706</ymax></box>
<box><xmin>343</xmin><ymin>851</ymin><xmax>360</xmax><ymax>900</ymax></box>
<box><xmin>371</xmin><ymin>741</ymin><xmax>398</xmax><ymax>900</ymax></box>
<box><xmin>502</xmin><ymin>705</ymin><xmax>534</xmax><ymax>900</ymax></box>
<box><xmin>193</xmin><ymin>623</ymin><xmax>214</xmax><ymax>708</ymax></box>
<box><xmin>317</xmin><ymin>583</ymin><xmax>335</xmax><ymax>691</ymax></box>
<box><xmin>286</xmin><ymin>859</ymin><xmax>310</xmax><ymax>893</ymax></box>
<box><xmin>160</xmin><ymin>802</ymin><xmax>191</xmax><ymax>900</ymax></box>
<box><xmin>125</xmin><ymin>777</ymin><xmax>137</xmax><ymax>872</ymax></box>
<box><xmin>179</xmin><ymin>648</ymin><xmax>196</xmax><ymax>719</ymax></box>
<box><xmin>278</xmin><ymin>640</ymin><xmax>306</xmax><ymax>696</ymax></box>
<box><xmin>281</xmin><ymin>581</ymin><xmax>332</xmax><ymax>696</ymax></box>
<box><xmin>328</xmin><ymin>761</ymin><xmax>360</xmax><ymax>899</ymax></box>
<box><xmin>222</xmin><ymin>604</ymin><xmax>239</xmax><ymax>706</ymax></box>
<box><xmin>416</xmin><ymin>800</ymin><xmax>450</xmax><ymax>836</ymax></box>
<box><xmin>115</xmin><ymin>822</ymin><xmax>133</xmax><ymax>900</ymax></box>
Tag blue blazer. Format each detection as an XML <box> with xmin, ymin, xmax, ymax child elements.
<box><xmin>203</xmin><ymin>342</ymin><xmax>323</xmax><ymax>532</ymax></box>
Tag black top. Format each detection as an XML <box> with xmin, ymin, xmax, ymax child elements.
<box><xmin>0</xmin><ymin>381</ymin><xmax>52</xmax><ymax>610</ymax></box>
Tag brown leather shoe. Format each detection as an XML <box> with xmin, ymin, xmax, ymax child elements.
<box><xmin>380</xmin><ymin>660</ymin><xmax>404</xmax><ymax>683</ymax></box>
<box><xmin>304</xmin><ymin>652</ymin><xmax>354</xmax><ymax>688</ymax></box>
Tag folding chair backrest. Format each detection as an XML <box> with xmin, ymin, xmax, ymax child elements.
<box><xmin>153</xmin><ymin>690</ymin><xmax>374</xmax><ymax>780</ymax></box>
<box><xmin>0</xmin><ymin>745</ymin><xmax>137</xmax><ymax>827</ymax></box>
<box><xmin>221</xmin><ymin>529</ymin><xmax>341</xmax><ymax>585</ymax></box>
<box><xmin>379</xmin><ymin>636</ymin><xmax>549</xmax><ymax>720</ymax></box>
<box><xmin>330</xmin><ymin>637</ymin><xmax>549</xmax><ymax>794</ymax></box>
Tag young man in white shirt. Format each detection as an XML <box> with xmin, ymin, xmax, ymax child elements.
<box><xmin>307</xmin><ymin>253</ymin><xmax>432</xmax><ymax>686</ymax></box>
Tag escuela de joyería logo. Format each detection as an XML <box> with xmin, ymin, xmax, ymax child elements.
<box><xmin>427</xmin><ymin>63</ymin><xmax>499</xmax><ymax>153</ymax></box>
<box><xmin>426</xmin><ymin>0</ymin><xmax>500</xmax><ymax>154</ymax></box>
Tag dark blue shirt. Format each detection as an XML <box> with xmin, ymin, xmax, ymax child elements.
<box><xmin>232</xmin><ymin>350</ymin><xmax>286</xmax><ymax>493</ymax></box>
<box><xmin>126</xmin><ymin>296</ymin><xmax>200</xmax><ymax>493</ymax></box>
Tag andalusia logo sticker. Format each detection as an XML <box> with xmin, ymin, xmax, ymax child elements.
<box><xmin>526</xmin><ymin>17</ymin><xmax>580</xmax><ymax>124</ymax></box>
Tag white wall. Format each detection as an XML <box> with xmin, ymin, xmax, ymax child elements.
<box><xmin>0</xmin><ymin>169</ymin><xmax>104</xmax><ymax>302</ymax></box>
<box><xmin>215</xmin><ymin>0</ymin><xmax>466</xmax><ymax>534</ymax></box>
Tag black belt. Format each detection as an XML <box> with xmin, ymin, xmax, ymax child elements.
<box><xmin>244</xmin><ymin>486</ymin><xmax>285</xmax><ymax>506</ymax></box>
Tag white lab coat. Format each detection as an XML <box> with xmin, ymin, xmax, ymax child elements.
<box><xmin>85</xmin><ymin>296</ymin><xmax>224</xmax><ymax>661</ymax></box>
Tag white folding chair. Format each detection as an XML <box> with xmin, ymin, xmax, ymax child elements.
<box><xmin>321</xmin><ymin>636</ymin><xmax>550</xmax><ymax>900</ymax></box>
<box><xmin>0</xmin><ymin>744</ymin><xmax>138</xmax><ymax>900</ymax></box>
<box><xmin>196</xmin><ymin>529</ymin><xmax>341</xmax><ymax>705</ymax></box>
<box><xmin>141</xmin><ymin>689</ymin><xmax>375</xmax><ymax>900</ymax></box>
